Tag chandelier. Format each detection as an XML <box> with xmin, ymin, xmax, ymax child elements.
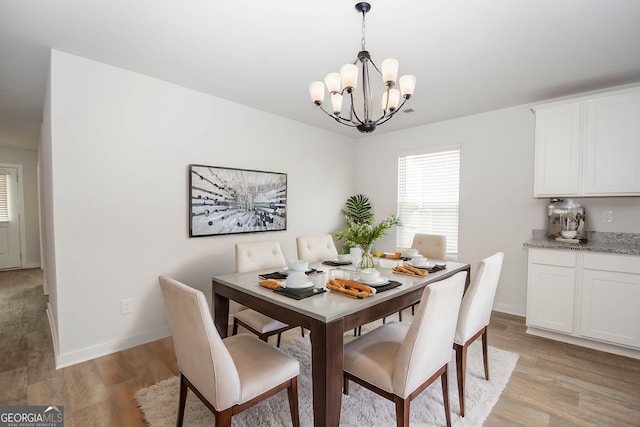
<box><xmin>309</xmin><ymin>2</ymin><xmax>416</xmax><ymax>134</ymax></box>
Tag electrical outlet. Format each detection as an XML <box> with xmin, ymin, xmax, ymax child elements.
<box><xmin>603</xmin><ymin>210</ymin><xmax>613</xmax><ymax>223</ymax></box>
<box><xmin>121</xmin><ymin>298</ymin><xmax>133</xmax><ymax>314</ymax></box>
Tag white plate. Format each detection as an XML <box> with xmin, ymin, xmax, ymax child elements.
<box><xmin>358</xmin><ymin>277</ymin><xmax>389</xmax><ymax>286</ymax></box>
<box><xmin>282</xmin><ymin>280</ymin><xmax>314</xmax><ymax>290</ymax></box>
<box><xmin>409</xmin><ymin>261</ymin><xmax>434</xmax><ymax>268</ymax></box>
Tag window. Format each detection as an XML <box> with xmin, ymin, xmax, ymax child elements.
<box><xmin>397</xmin><ymin>148</ymin><xmax>460</xmax><ymax>255</ymax></box>
<box><xmin>0</xmin><ymin>172</ymin><xmax>8</xmax><ymax>222</ymax></box>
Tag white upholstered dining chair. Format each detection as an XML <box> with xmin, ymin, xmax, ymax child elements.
<box><xmin>342</xmin><ymin>271</ymin><xmax>467</xmax><ymax>427</ymax></box>
<box><xmin>453</xmin><ymin>251</ymin><xmax>504</xmax><ymax>417</ymax></box>
<box><xmin>233</xmin><ymin>240</ymin><xmax>303</xmax><ymax>347</ymax></box>
<box><xmin>158</xmin><ymin>276</ymin><xmax>300</xmax><ymax>427</ymax></box>
<box><xmin>296</xmin><ymin>234</ymin><xmax>339</xmax><ymax>263</ymax></box>
<box><xmin>411</xmin><ymin>233</ymin><xmax>447</xmax><ymax>261</ymax></box>
<box><xmin>393</xmin><ymin>233</ymin><xmax>448</xmax><ymax>322</ymax></box>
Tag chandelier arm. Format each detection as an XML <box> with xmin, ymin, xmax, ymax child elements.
<box><xmin>376</xmin><ymin>99</ymin><xmax>410</xmax><ymax>126</ymax></box>
<box><xmin>369</xmin><ymin>97</ymin><xmax>410</xmax><ymax>126</ymax></box>
<box><xmin>368</xmin><ymin>58</ymin><xmax>382</xmax><ymax>76</ymax></box>
<box><xmin>347</xmin><ymin>90</ymin><xmax>365</xmax><ymax>126</ymax></box>
<box><xmin>315</xmin><ymin>104</ymin><xmax>359</xmax><ymax>127</ymax></box>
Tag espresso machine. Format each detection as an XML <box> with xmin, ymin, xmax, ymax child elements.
<box><xmin>547</xmin><ymin>198</ymin><xmax>587</xmax><ymax>242</ymax></box>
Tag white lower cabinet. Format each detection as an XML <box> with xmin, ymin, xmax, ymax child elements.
<box><xmin>527</xmin><ymin>249</ymin><xmax>640</xmax><ymax>358</ymax></box>
<box><xmin>580</xmin><ymin>253</ymin><xmax>640</xmax><ymax>348</ymax></box>
<box><xmin>527</xmin><ymin>250</ymin><xmax>576</xmax><ymax>333</ymax></box>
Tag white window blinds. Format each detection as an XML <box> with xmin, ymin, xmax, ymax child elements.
<box><xmin>0</xmin><ymin>172</ymin><xmax>8</xmax><ymax>222</ymax></box>
<box><xmin>397</xmin><ymin>148</ymin><xmax>460</xmax><ymax>255</ymax></box>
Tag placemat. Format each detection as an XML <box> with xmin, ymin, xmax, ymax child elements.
<box><xmin>259</xmin><ymin>269</ymin><xmax>323</xmax><ymax>280</ymax></box>
<box><xmin>417</xmin><ymin>264</ymin><xmax>447</xmax><ymax>273</ymax></box>
<box><xmin>372</xmin><ymin>280</ymin><xmax>402</xmax><ymax>293</ymax></box>
<box><xmin>322</xmin><ymin>260</ymin><xmax>352</xmax><ymax>266</ymax></box>
<box><xmin>274</xmin><ymin>287</ymin><xmax>327</xmax><ymax>300</ymax></box>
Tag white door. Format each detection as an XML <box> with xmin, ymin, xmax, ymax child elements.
<box><xmin>0</xmin><ymin>166</ymin><xmax>22</xmax><ymax>269</ymax></box>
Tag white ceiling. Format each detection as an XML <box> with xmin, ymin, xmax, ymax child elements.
<box><xmin>1</xmin><ymin>0</ymin><xmax>640</xmax><ymax>150</ymax></box>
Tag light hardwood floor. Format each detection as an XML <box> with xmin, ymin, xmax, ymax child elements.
<box><xmin>1</xmin><ymin>268</ymin><xmax>639</xmax><ymax>426</ymax></box>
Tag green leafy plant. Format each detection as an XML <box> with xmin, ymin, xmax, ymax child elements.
<box><xmin>342</xmin><ymin>194</ymin><xmax>373</xmax><ymax>225</ymax></box>
<box><xmin>334</xmin><ymin>216</ymin><xmax>400</xmax><ymax>249</ymax></box>
<box><xmin>335</xmin><ymin>194</ymin><xmax>400</xmax><ymax>265</ymax></box>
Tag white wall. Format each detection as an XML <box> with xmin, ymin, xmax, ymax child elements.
<box><xmin>354</xmin><ymin>104</ymin><xmax>640</xmax><ymax>316</ymax></box>
<box><xmin>46</xmin><ymin>50</ymin><xmax>355</xmax><ymax>367</ymax></box>
<box><xmin>0</xmin><ymin>147</ymin><xmax>41</xmax><ymax>268</ymax></box>
<box><xmin>44</xmin><ymin>49</ymin><xmax>640</xmax><ymax>367</ymax></box>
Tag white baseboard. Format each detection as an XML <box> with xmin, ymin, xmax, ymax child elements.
<box><xmin>492</xmin><ymin>302</ymin><xmax>526</xmax><ymax>317</ymax></box>
<box><xmin>526</xmin><ymin>326</ymin><xmax>640</xmax><ymax>360</ymax></box>
<box><xmin>23</xmin><ymin>262</ymin><xmax>41</xmax><ymax>269</ymax></box>
<box><xmin>54</xmin><ymin>325</ymin><xmax>171</xmax><ymax>369</ymax></box>
<box><xmin>46</xmin><ymin>303</ymin><xmax>59</xmax><ymax>359</ymax></box>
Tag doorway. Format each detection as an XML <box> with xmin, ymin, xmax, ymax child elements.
<box><xmin>0</xmin><ymin>164</ymin><xmax>24</xmax><ymax>270</ymax></box>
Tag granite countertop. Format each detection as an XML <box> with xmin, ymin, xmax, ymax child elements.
<box><xmin>524</xmin><ymin>230</ymin><xmax>640</xmax><ymax>256</ymax></box>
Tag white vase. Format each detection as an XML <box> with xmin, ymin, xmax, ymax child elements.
<box><xmin>350</xmin><ymin>246</ymin><xmax>363</xmax><ymax>268</ymax></box>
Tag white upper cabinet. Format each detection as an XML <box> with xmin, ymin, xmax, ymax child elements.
<box><xmin>585</xmin><ymin>91</ymin><xmax>640</xmax><ymax>194</ymax></box>
<box><xmin>533</xmin><ymin>103</ymin><xmax>582</xmax><ymax>196</ymax></box>
<box><xmin>532</xmin><ymin>86</ymin><xmax>640</xmax><ymax>197</ymax></box>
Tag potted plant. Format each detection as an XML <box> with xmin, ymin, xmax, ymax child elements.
<box><xmin>334</xmin><ymin>194</ymin><xmax>400</xmax><ymax>269</ymax></box>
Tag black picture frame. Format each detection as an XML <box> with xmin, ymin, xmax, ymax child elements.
<box><xmin>189</xmin><ymin>164</ymin><xmax>287</xmax><ymax>237</ymax></box>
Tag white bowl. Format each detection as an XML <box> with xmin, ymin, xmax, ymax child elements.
<box><xmin>359</xmin><ymin>268</ymin><xmax>380</xmax><ymax>282</ymax></box>
<box><xmin>402</xmin><ymin>248</ymin><xmax>419</xmax><ymax>257</ymax></box>
<box><xmin>402</xmin><ymin>248</ymin><xmax>419</xmax><ymax>258</ymax></box>
<box><xmin>287</xmin><ymin>259</ymin><xmax>309</xmax><ymax>272</ymax></box>
<box><xmin>377</xmin><ymin>258</ymin><xmax>398</xmax><ymax>269</ymax></box>
<box><xmin>337</xmin><ymin>254</ymin><xmax>350</xmax><ymax>262</ymax></box>
<box><xmin>411</xmin><ymin>256</ymin><xmax>428</xmax><ymax>267</ymax></box>
<box><xmin>286</xmin><ymin>271</ymin><xmax>309</xmax><ymax>288</ymax></box>
<box><xmin>561</xmin><ymin>230</ymin><xmax>577</xmax><ymax>239</ymax></box>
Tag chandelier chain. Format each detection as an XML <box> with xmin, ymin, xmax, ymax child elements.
<box><xmin>361</xmin><ymin>10</ymin><xmax>366</xmax><ymax>51</ymax></box>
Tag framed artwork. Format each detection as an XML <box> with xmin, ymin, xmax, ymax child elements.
<box><xmin>189</xmin><ymin>164</ymin><xmax>287</xmax><ymax>237</ymax></box>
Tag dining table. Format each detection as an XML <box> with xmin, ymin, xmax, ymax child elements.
<box><xmin>212</xmin><ymin>260</ymin><xmax>471</xmax><ymax>427</ymax></box>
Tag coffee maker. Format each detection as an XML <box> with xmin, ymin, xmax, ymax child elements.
<box><xmin>547</xmin><ymin>198</ymin><xmax>587</xmax><ymax>242</ymax></box>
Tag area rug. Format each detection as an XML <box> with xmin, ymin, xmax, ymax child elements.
<box><xmin>136</xmin><ymin>329</ymin><xmax>518</xmax><ymax>427</ymax></box>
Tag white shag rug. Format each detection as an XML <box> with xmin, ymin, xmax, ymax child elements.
<box><xmin>136</xmin><ymin>328</ymin><xmax>518</xmax><ymax>427</ymax></box>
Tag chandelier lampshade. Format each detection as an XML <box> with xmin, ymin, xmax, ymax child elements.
<box><xmin>309</xmin><ymin>2</ymin><xmax>416</xmax><ymax>133</ymax></box>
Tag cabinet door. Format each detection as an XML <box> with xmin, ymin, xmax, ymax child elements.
<box><xmin>527</xmin><ymin>263</ymin><xmax>576</xmax><ymax>333</ymax></box>
<box><xmin>533</xmin><ymin>103</ymin><xmax>582</xmax><ymax>197</ymax></box>
<box><xmin>580</xmin><ymin>270</ymin><xmax>640</xmax><ymax>348</ymax></box>
<box><xmin>585</xmin><ymin>91</ymin><xmax>640</xmax><ymax>195</ymax></box>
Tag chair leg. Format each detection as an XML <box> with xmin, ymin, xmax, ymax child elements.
<box><xmin>454</xmin><ymin>342</ymin><xmax>467</xmax><ymax>417</ymax></box>
<box><xmin>300</xmin><ymin>327</ymin><xmax>305</xmax><ymax>337</ymax></box>
<box><xmin>441</xmin><ymin>367</ymin><xmax>452</xmax><ymax>427</ymax></box>
<box><xmin>176</xmin><ymin>374</ymin><xmax>188</xmax><ymax>427</ymax></box>
<box><xmin>232</xmin><ymin>318</ymin><xmax>239</xmax><ymax>336</ymax></box>
<box><xmin>343</xmin><ymin>376</ymin><xmax>349</xmax><ymax>395</ymax></box>
<box><xmin>481</xmin><ymin>327</ymin><xmax>489</xmax><ymax>380</ymax></box>
<box><xmin>398</xmin><ymin>309</ymin><xmax>403</xmax><ymax>322</ymax></box>
<box><xmin>411</xmin><ymin>303</ymin><xmax>416</xmax><ymax>315</ymax></box>
<box><xmin>287</xmin><ymin>377</ymin><xmax>300</xmax><ymax>427</ymax></box>
<box><xmin>216</xmin><ymin>408</ymin><xmax>233</xmax><ymax>427</ymax></box>
<box><xmin>394</xmin><ymin>395</ymin><xmax>410</xmax><ymax>427</ymax></box>
<box><xmin>276</xmin><ymin>333</ymin><xmax>282</xmax><ymax>347</ymax></box>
